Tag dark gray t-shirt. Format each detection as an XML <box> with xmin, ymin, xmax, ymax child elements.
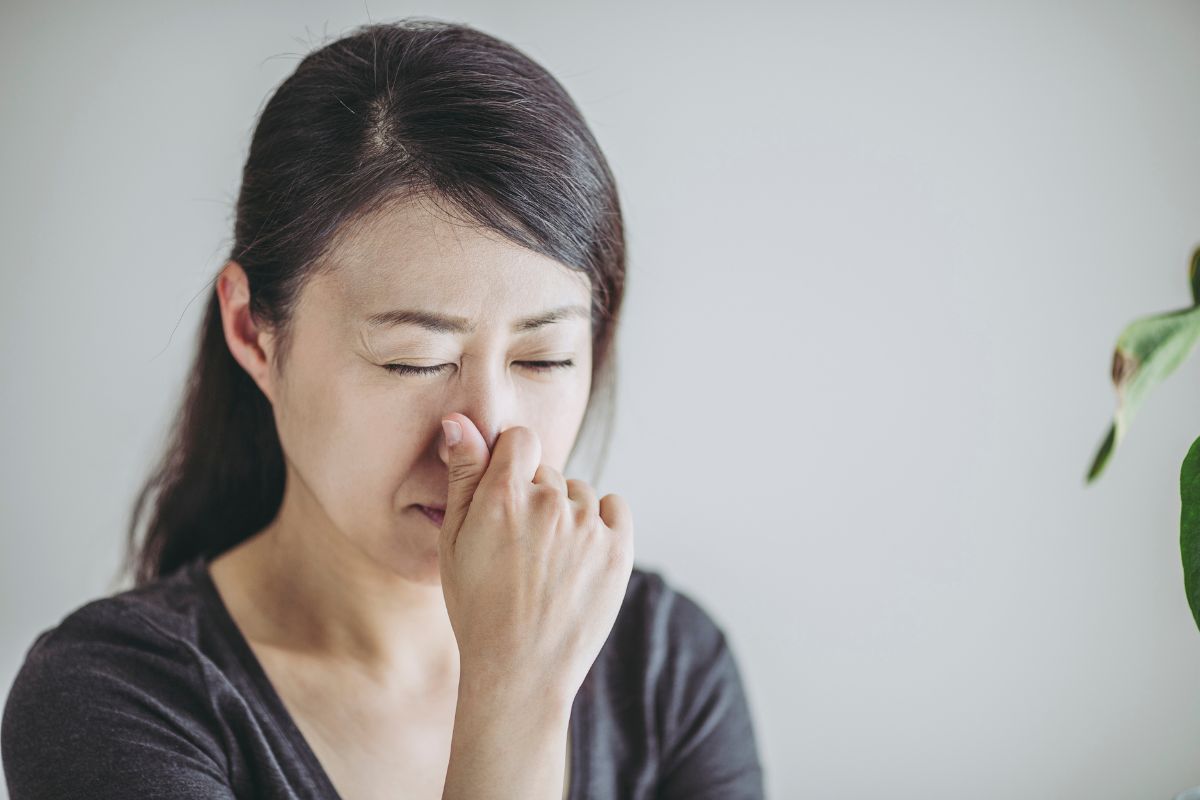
<box><xmin>2</xmin><ymin>555</ymin><xmax>766</xmax><ymax>799</ymax></box>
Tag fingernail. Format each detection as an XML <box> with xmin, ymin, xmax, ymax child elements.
<box><xmin>442</xmin><ymin>420</ymin><xmax>462</xmax><ymax>447</ymax></box>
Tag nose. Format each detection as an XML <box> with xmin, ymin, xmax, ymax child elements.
<box><xmin>437</xmin><ymin>356</ymin><xmax>514</xmax><ymax>463</ymax></box>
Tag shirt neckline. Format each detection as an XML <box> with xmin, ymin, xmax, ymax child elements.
<box><xmin>189</xmin><ymin>553</ymin><xmax>588</xmax><ymax>800</ymax></box>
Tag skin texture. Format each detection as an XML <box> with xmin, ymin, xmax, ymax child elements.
<box><xmin>208</xmin><ymin>194</ymin><xmax>610</xmax><ymax>799</ymax></box>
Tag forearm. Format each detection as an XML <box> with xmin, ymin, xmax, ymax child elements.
<box><xmin>441</xmin><ymin>671</ymin><xmax>573</xmax><ymax>800</ymax></box>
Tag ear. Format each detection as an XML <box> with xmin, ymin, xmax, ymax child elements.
<box><xmin>216</xmin><ymin>260</ymin><xmax>278</xmax><ymax>405</ymax></box>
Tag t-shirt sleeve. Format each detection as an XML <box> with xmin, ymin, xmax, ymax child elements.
<box><xmin>653</xmin><ymin>586</ymin><xmax>766</xmax><ymax>799</ymax></box>
<box><xmin>2</xmin><ymin>602</ymin><xmax>238</xmax><ymax>799</ymax></box>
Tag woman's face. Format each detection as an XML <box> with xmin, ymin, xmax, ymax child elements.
<box><xmin>241</xmin><ymin>196</ymin><xmax>594</xmax><ymax>585</ymax></box>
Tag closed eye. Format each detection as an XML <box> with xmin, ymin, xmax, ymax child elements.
<box><xmin>382</xmin><ymin>359</ymin><xmax>576</xmax><ymax>376</ymax></box>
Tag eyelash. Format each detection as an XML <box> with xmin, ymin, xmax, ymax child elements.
<box><xmin>382</xmin><ymin>359</ymin><xmax>576</xmax><ymax>376</ymax></box>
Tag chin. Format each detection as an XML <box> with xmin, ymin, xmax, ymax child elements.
<box><xmin>405</xmin><ymin>545</ymin><xmax>445</xmax><ymax>586</ymax></box>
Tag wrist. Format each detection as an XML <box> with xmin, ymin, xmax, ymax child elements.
<box><xmin>456</xmin><ymin>666</ymin><xmax>575</xmax><ymax>728</ymax></box>
<box><xmin>443</xmin><ymin>666</ymin><xmax>575</xmax><ymax>800</ymax></box>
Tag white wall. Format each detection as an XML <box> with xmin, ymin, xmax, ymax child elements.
<box><xmin>3</xmin><ymin>1</ymin><xmax>1200</xmax><ymax>797</ymax></box>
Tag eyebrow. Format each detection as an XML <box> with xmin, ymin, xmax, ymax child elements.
<box><xmin>364</xmin><ymin>303</ymin><xmax>590</xmax><ymax>335</ymax></box>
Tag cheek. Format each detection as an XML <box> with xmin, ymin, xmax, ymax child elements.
<box><xmin>531</xmin><ymin>375</ymin><xmax>592</xmax><ymax>470</ymax></box>
<box><xmin>331</xmin><ymin>392</ymin><xmax>428</xmax><ymax>505</ymax></box>
<box><xmin>280</xmin><ymin>373</ymin><xmax>423</xmax><ymax>515</ymax></box>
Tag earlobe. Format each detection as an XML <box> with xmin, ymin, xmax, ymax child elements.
<box><xmin>215</xmin><ymin>260</ymin><xmax>276</xmax><ymax>404</ymax></box>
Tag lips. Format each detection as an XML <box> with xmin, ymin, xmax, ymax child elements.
<box><xmin>416</xmin><ymin>505</ymin><xmax>445</xmax><ymax>527</ymax></box>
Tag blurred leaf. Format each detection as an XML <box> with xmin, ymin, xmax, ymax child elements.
<box><xmin>1085</xmin><ymin>423</ymin><xmax>1116</xmax><ymax>483</ymax></box>
<box><xmin>1180</xmin><ymin>435</ymin><xmax>1200</xmax><ymax>633</ymax></box>
<box><xmin>1085</xmin><ymin>304</ymin><xmax>1200</xmax><ymax>483</ymax></box>
<box><xmin>1191</xmin><ymin>246</ymin><xmax>1200</xmax><ymax>307</ymax></box>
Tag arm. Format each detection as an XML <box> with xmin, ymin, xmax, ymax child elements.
<box><xmin>440</xmin><ymin>669</ymin><xmax>573</xmax><ymax>800</ymax></box>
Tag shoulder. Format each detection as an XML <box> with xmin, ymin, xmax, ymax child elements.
<box><xmin>614</xmin><ymin>563</ymin><xmax>732</xmax><ymax>663</ymax></box>
<box><xmin>5</xmin><ymin>558</ymin><xmax>211</xmax><ymax>692</ymax></box>
<box><xmin>590</xmin><ymin>562</ymin><xmax>739</xmax><ymax>713</ymax></box>
<box><xmin>1</xmin><ymin>559</ymin><xmax>232</xmax><ymax>793</ymax></box>
<box><xmin>605</xmin><ymin>565</ymin><xmax>765</xmax><ymax>797</ymax></box>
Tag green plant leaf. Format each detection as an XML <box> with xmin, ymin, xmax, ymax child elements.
<box><xmin>1085</xmin><ymin>423</ymin><xmax>1116</xmax><ymax>483</ymax></box>
<box><xmin>1191</xmin><ymin>245</ymin><xmax>1200</xmax><ymax>307</ymax></box>
<box><xmin>1180</xmin><ymin>435</ymin><xmax>1200</xmax><ymax>633</ymax></box>
<box><xmin>1085</xmin><ymin>303</ymin><xmax>1200</xmax><ymax>483</ymax></box>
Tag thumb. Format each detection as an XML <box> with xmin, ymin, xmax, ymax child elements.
<box><xmin>440</xmin><ymin>412</ymin><xmax>490</xmax><ymax>552</ymax></box>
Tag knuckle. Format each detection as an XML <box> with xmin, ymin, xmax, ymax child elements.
<box><xmin>567</xmin><ymin>478</ymin><xmax>598</xmax><ymax>507</ymax></box>
<box><xmin>532</xmin><ymin>463</ymin><xmax>553</xmax><ymax>484</ymax></box>
<box><xmin>447</xmin><ymin>462</ymin><xmax>476</xmax><ymax>484</ymax></box>
<box><xmin>483</xmin><ymin>479</ymin><xmax>522</xmax><ymax>523</ymax></box>
<box><xmin>530</xmin><ymin>482</ymin><xmax>560</xmax><ymax>508</ymax></box>
<box><xmin>574</xmin><ymin>501</ymin><xmax>597</xmax><ymax>530</ymax></box>
<box><xmin>501</xmin><ymin>425</ymin><xmax>537</xmax><ymax>451</ymax></box>
<box><xmin>607</xmin><ymin>534</ymin><xmax>633</xmax><ymax>572</ymax></box>
<box><xmin>528</xmin><ymin>484</ymin><xmax>568</xmax><ymax>535</ymax></box>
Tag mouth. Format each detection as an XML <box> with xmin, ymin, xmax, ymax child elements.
<box><xmin>414</xmin><ymin>505</ymin><xmax>445</xmax><ymax>527</ymax></box>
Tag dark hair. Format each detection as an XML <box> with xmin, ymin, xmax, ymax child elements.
<box><xmin>118</xmin><ymin>17</ymin><xmax>626</xmax><ymax>589</ymax></box>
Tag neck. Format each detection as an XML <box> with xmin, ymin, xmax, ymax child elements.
<box><xmin>225</xmin><ymin>480</ymin><xmax>461</xmax><ymax>693</ymax></box>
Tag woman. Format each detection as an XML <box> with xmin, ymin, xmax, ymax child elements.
<box><xmin>1</xmin><ymin>17</ymin><xmax>765</xmax><ymax>800</ymax></box>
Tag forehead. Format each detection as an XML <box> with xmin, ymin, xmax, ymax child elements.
<box><xmin>315</xmin><ymin>195</ymin><xmax>591</xmax><ymax>320</ymax></box>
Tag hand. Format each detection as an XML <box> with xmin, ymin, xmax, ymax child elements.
<box><xmin>436</xmin><ymin>412</ymin><xmax>635</xmax><ymax>704</ymax></box>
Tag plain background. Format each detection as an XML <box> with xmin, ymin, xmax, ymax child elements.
<box><xmin>4</xmin><ymin>0</ymin><xmax>1200</xmax><ymax>797</ymax></box>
